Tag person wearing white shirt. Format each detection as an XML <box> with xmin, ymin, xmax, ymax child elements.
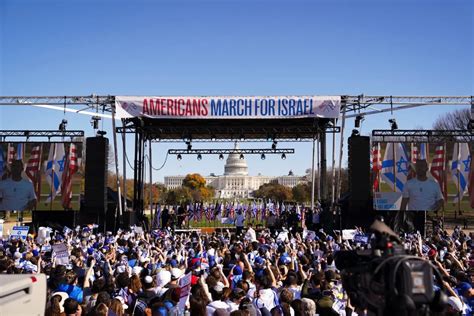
<box><xmin>396</xmin><ymin>159</ymin><xmax>444</xmax><ymax>233</ymax></box>
<box><xmin>245</xmin><ymin>223</ymin><xmax>257</xmax><ymax>242</ymax></box>
<box><xmin>235</xmin><ymin>210</ymin><xmax>245</xmax><ymax>236</ymax></box>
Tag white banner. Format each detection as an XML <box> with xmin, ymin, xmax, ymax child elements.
<box><xmin>115</xmin><ymin>96</ymin><xmax>341</xmax><ymax>119</ymax></box>
<box><xmin>178</xmin><ymin>272</ymin><xmax>192</xmax><ymax>311</ymax></box>
<box><xmin>52</xmin><ymin>243</ymin><xmax>70</xmax><ymax>266</ymax></box>
<box><xmin>11</xmin><ymin>226</ymin><xmax>29</xmax><ymax>240</ymax></box>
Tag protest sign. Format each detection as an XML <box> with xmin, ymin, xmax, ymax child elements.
<box><xmin>52</xmin><ymin>243</ymin><xmax>70</xmax><ymax>265</ymax></box>
<box><xmin>178</xmin><ymin>272</ymin><xmax>192</xmax><ymax>310</ymax></box>
<box><xmin>11</xmin><ymin>226</ymin><xmax>29</xmax><ymax>240</ymax></box>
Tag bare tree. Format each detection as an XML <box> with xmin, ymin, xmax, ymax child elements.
<box><xmin>432</xmin><ymin>108</ymin><xmax>471</xmax><ymax>142</ymax></box>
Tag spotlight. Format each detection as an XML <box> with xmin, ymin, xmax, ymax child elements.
<box><xmin>177</xmin><ymin>154</ymin><xmax>182</xmax><ymax>161</ymax></box>
<box><xmin>281</xmin><ymin>153</ymin><xmax>286</xmax><ymax>160</ymax></box>
<box><xmin>272</xmin><ymin>140</ymin><xmax>277</xmax><ymax>150</ymax></box>
<box><xmin>355</xmin><ymin>115</ymin><xmax>363</xmax><ymax>128</ymax></box>
<box><xmin>239</xmin><ymin>153</ymin><xmax>244</xmax><ymax>160</ymax></box>
<box><xmin>90</xmin><ymin>116</ymin><xmax>101</xmax><ymax>129</ymax></box>
<box><xmin>240</xmin><ymin>134</ymin><xmax>245</xmax><ymax>141</ymax></box>
<box><xmin>219</xmin><ymin>154</ymin><xmax>224</xmax><ymax>160</ymax></box>
<box><xmin>389</xmin><ymin>119</ymin><xmax>398</xmax><ymax>130</ymax></box>
<box><xmin>211</xmin><ymin>134</ymin><xmax>216</xmax><ymax>141</ymax></box>
<box><xmin>186</xmin><ymin>141</ymin><xmax>192</xmax><ymax>151</ymax></box>
<box><xmin>261</xmin><ymin>153</ymin><xmax>266</xmax><ymax>160</ymax></box>
<box><xmin>351</xmin><ymin>129</ymin><xmax>360</xmax><ymax>137</ymax></box>
<box><xmin>197</xmin><ymin>154</ymin><xmax>202</xmax><ymax>160</ymax></box>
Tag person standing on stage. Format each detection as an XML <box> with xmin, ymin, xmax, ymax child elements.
<box><xmin>396</xmin><ymin>159</ymin><xmax>444</xmax><ymax>233</ymax></box>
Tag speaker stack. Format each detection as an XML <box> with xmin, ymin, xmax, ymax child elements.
<box><xmin>345</xmin><ymin>135</ymin><xmax>372</xmax><ymax>228</ymax></box>
<box><xmin>80</xmin><ymin>136</ymin><xmax>111</xmax><ymax>229</ymax></box>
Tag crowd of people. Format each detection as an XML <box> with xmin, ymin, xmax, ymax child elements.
<box><xmin>0</xmin><ymin>214</ymin><xmax>473</xmax><ymax>316</ymax></box>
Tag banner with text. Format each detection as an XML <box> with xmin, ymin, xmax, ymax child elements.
<box><xmin>374</xmin><ymin>192</ymin><xmax>403</xmax><ymax>211</ymax></box>
<box><xmin>115</xmin><ymin>96</ymin><xmax>341</xmax><ymax>119</ymax></box>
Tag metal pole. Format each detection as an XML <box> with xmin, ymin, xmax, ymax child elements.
<box><xmin>320</xmin><ymin>130</ymin><xmax>327</xmax><ymax>201</ymax></box>
<box><xmin>316</xmin><ymin>138</ymin><xmax>321</xmax><ymax>200</ymax></box>
<box><xmin>311</xmin><ymin>138</ymin><xmax>316</xmax><ymax>210</ymax></box>
<box><xmin>111</xmin><ymin>104</ymin><xmax>123</xmax><ymax>232</ymax></box>
<box><xmin>337</xmin><ymin>105</ymin><xmax>347</xmax><ymax>200</ymax></box>
<box><xmin>149</xmin><ymin>139</ymin><xmax>153</xmax><ymax>229</ymax></box>
<box><xmin>121</xmin><ymin>121</ymin><xmax>127</xmax><ymax>216</ymax></box>
<box><xmin>331</xmin><ymin>119</ymin><xmax>337</xmax><ymax>204</ymax></box>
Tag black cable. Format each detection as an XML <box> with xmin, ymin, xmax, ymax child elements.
<box><xmin>144</xmin><ymin>152</ymin><xmax>169</xmax><ymax>171</ymax></box>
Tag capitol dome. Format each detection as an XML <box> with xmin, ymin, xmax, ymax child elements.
<box><xmin>224</xmin><ymin>142</ymin><xmax>248</xmax><ymax>176</ymax></box>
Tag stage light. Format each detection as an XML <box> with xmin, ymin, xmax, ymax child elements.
<box><xmin>211</xmin><ymin>134</ymin><xmax>216</xmax><ymax>141</ymax></box>
<box><xmin>186</xmin><ymin>141</ymin><xmax>192</xmax><ymax>151</ymax></box>
<box><xmin>197</xmin><ymin>154</ymin><xmax>202</xmax><ymax>160</ymax></box>
<box><xmin>219</xmin><ymin>154</ymin><xmax>224</xmax><ymax>160</ymax></box>
<box><xmin>351</xmin><ymin>129</ymin><xmax>360</xmax><ymax>137</ymax></box>
<box><xmin>389</xmin><ymin>119</ymin><xmax>398</xmax><ymax>130</ymax></box>
<box><xmin>90</xmin><ymin>116</ymin><xmax>100</xmax><ymax>129</ymax></box>
<box><xmin>272</xmin><ymin>140</ymin><xmax>277</xmax><ymax>150</ymax></box>
<box><xmin>355</xmin><ymin>115</ymin><xmax>363</xmax><ymax>128</ymax></box>
<box><xmin>261</xmin><ymin>153</ymin><xmax>266</xmax><ymax>160</ymax></box>
<box><xmin>239</xmin><ymin>153</ymin><xmax>244</xmax><ymax>160</ymax></box>
<box><xmin>281</xmin><ymin>153</ymin><xmax>286</xmax><ymax>160</ymax></box>
<box><xmin>240</xmin><ymin>134</ymin><xmax>245</xmax><ymax>141</ymax></box>
<box><xmin>177</xmin><ymin>154</ymin><xmax>182</xmax><ymax>161</ymax></box>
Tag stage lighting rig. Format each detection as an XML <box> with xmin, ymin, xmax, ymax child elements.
<box><xmin>261</xmin><ymin>153</ymin><xmax>266</xmax><ymax>160</ymax></box>
<box><xmin>219</xmin><ymin>154</ymin><xmax>224</xmax><ymax>160</ymax></box>
<box><xmin>272</xmin><ymin>140</ymin><xmax>277</xmax><ymax>150</ymax></box>
<box><xmin>281</xmin><ymin>153</ymin><xmax>286</xmax><ymax>160</ymax></box>
<box><xmin>239</xmin><ymin>153</ymin><xmax>245</xmax><ymax>159</ymax></box>
<box><xmin>186</xmin><ymin>141</ymin><xmax>192</xmax><ymax>151</ymax></box>
<box><xmin>177</xmin><ymin>154</ymin><xmax>182</xmax><ymax>161</ymax></box>
<box><xmin>90</xmin><ymin>116</ymin><xmax>101</xmax><ymax>130</ymax></box>
<box><xmin>197</xmin><ymin>154</ymin><xmax>202</xmax><ymax>160</ymax></box>
<box><xmin>351</xmin><ymin>129</ymin><xmax>360</xmax><ymax>137</ymax></box>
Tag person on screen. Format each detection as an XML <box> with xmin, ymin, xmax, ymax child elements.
<box><xmin>395</xmin><ymin>159</ymin><xmax>443</xmax><ymax>232</ymax></box>
<box><xmin>0</xmin><ymin>159</ymin><xmax>37</xmax><ymax>211</ymax></box>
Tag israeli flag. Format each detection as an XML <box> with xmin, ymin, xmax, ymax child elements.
<box><xmin>45</xmin><ymin>143</ymin><xmax>66</xmax><ymax>203</ymax></box>
<box><xmin>381</xmin><ymin>143</ymin><xmax>410</xmax><ymax>192</ymax></box>
<box><xmin>451</xmin><ymin>143</ymin><xmax>471</xmax><ymax>203</ymax></box>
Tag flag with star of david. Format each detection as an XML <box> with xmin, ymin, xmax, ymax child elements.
<box><xmin>44</xmin><ymin>143</ymin><xmax>66</xmax><ymax>203</ymax></box>
<box><xmin>451</xmin><ymin>143</ymin><xmax>471</xmax><ymax>203</ymax></box>
<box><xmin>381</xmin><ymin>142</ymin><xmax>409</xmax><ymax>192</ymax></box>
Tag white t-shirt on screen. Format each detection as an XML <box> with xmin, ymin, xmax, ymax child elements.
<box><xmin>0</xmin><ymin>178</ymin><xmax>36</xmax><ymax>211</ymax></box>
<box><xmin>402</xmin><ymin>178</ymin><xmax>443</xmax><ymax>211</ymax></box>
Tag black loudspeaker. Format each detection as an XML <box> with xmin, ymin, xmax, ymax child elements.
<box><xmin>348</xmin><ymin>136</ymin><xmax>371</xmax><ymax>202</ymax></box>
<box><xmin>344</xmin><ymin>136</ymin><xmax>372</xmax><ymax>228</ymax></box>
<box><xmin>84</xmin><ymin>137</ymin><xmax>108</xmax><ymax>215</ymax></box>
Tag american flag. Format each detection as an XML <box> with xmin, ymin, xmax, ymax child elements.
<box><xmin>25</xmin><ymin>144</ymin><xmax>43</xmax><ymax>201</ymax></box>
<box><xmin>430</xmin><ymin>145</ymin><xmax>447</xmax><ymax>200</ymax></box>
<box><xmin>371</xmin><ymin>143</ymin><xmax>382</xmax><ymax>191</ymax></box>
<box><xmin>410</xmin><ymin>143</ymin><xmax>418</xmax><ymax>163</ymax></box>
<box><xmin>7</xmin><ymin>143</ymin><xmax>16</xmax><ymax>164</ymax></box>
<box><xmin>61</xmin><ymin>143</ymin><xmax>79</xmax><ymax>209</ymax></box>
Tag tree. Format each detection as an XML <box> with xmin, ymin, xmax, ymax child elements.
<box><xmin>254</xmin><ymin>183</ymin><xmax>293</xmax><ymax>202</ymax></box>
<box><xmin>182</xmin><ymin>173</ymin><xmax>207</xmax><ymax>190</ymax></box>
<box><xmin>433</xmin><ymin>108</ymin><xmax>471</xmax><ymax>142</ymax></box>
<box><xmin>292</xmin><ymin>183</ymin><xmax>311</xmax><ymax>203</ymax></box>
<box><xmin>165</xmin><ymin>187</ymin><xmax>192</xmax><ymax>205</ymax></box>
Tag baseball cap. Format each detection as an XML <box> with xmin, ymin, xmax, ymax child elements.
<box><xmin>171</xmin><ymin>268</ymin><xmax>183</xmax><ymax>280</ymax></box>
<box><xmin>233</xmin><ymin>265</ymin><xmax>243</xmax><ymax>275</ymax></box>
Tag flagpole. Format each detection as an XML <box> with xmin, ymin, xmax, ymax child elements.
<box><xmin>457</xmin><ymin>143</ymin><xmax>461</xmax><ymax>218</ymax></box>
<box><xmin>50</xmin><ymin>143</ymin><xmax>56</xmax><ymax>212</ymax></box>
<box><xmin>442</xmin><ymin>142</ymin><xmax>447</xmax><ymax>227</ymax></box>
<box><xmin>331</xmin><ymin>119</ymin><xmax>337</xmax><ymax>205</ymax></box>
<box><xmin>311</xmin><ymin>138</ymin><xmax>316</xmax><ymax>210</ymax></box>
<box><xmin>393</xmin><ymin>143</ymin><xmax>396</xmax><ymax>192</ymax></box>
<box><xmin>149</xmin><ymin>139</ymin><xmax>153</xmax><ymax>230</ymax></box>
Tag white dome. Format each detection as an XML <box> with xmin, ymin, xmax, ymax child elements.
<box><xmin>224</xmin><ymin>142</ymin><xmax>248</xmax><ymax>176</ymax></box>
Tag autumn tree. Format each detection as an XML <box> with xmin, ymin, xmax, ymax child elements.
<box><xmin>292</xmin><ymin>183</ymin><xmax>311</xmax><ymax>203</ymax></box>
<box><xmin>253</xmin><ymin>183</ymin><xmax>293</xmax><ymax>202</ymax></box>
<box><xmin>182</xmin><ymin>173</ymin><xmax>207</xmax><ymax>190</ymax></box>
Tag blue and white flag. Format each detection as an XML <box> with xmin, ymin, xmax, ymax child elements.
<box><xmin>44</xmin><ymin>143</ymin><xmax>66</xmax><ymax>203</ymax></box>
<box><xmin>381</xmin><ymin>143</ymin><xmax>410</xmax><ymax>192</ymax></box>
<box><xmin>451</xmin><ymin>143</ymin><xmax>471</xmax><ymax>203</ymax></box>
<box><xmin>0</xmin><ymin>146</ymin><xmax>4</xmax><ymax>178</ymax></box>
<box><xmin>419</xmin><ymin>143</ymin><xmax>428</xmax><ymax>160</ymax></box>
<box><xmin>16</xmin><ymin>143</ymin><xmax>24</xmax><ymax>161</ymax></box>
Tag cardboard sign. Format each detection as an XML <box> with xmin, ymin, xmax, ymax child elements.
<box><xmin>11</xmin><ymin>226</ymin><xmax>29</xmax><ymax>240</ymax></box>
<box><xmin>354</xmin><ymin>234</ymin><xmax>370</xmax><ymax>244</ymax></box>
<box><xmin>178</xmin><ymin>272</ymin><xmax>192</xmax><ymax>311</ymax></box>
<box><xmin>221</xmin><ymin>217</ymin><xmax>234</xmax><ymax>225</ymax></box>
<box><xmin>277</xmin><ymin>231</ymin><xmax>289</xmax><ymax>242</ymax></box>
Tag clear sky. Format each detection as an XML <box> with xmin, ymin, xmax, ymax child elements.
<box><xmin>0</xmin><ymin>0</ymin><xmax>472</xmax><ymax>182</ymax></box>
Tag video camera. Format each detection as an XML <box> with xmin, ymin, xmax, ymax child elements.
<box><xmin>335</xmin><ymin>220</ymin><xmax>447</xmax><ymax>316</ymax></box>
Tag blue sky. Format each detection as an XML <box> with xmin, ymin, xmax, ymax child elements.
<box><xmin>0</xmin><ymin>0</ymin><xmax>472</xmax><ymax>182</ymax></box>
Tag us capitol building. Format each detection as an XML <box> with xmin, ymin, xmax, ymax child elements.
<box><xmin>164</xmin><ymin>143</ymin><xmax>307</xmax><ymax>198</ymax></box>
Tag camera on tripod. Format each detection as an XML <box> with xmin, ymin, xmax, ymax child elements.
<box><xmin>335</xmin><ymin>220</ymin><xmax>448</xmax><ymax>315</ymax></box>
